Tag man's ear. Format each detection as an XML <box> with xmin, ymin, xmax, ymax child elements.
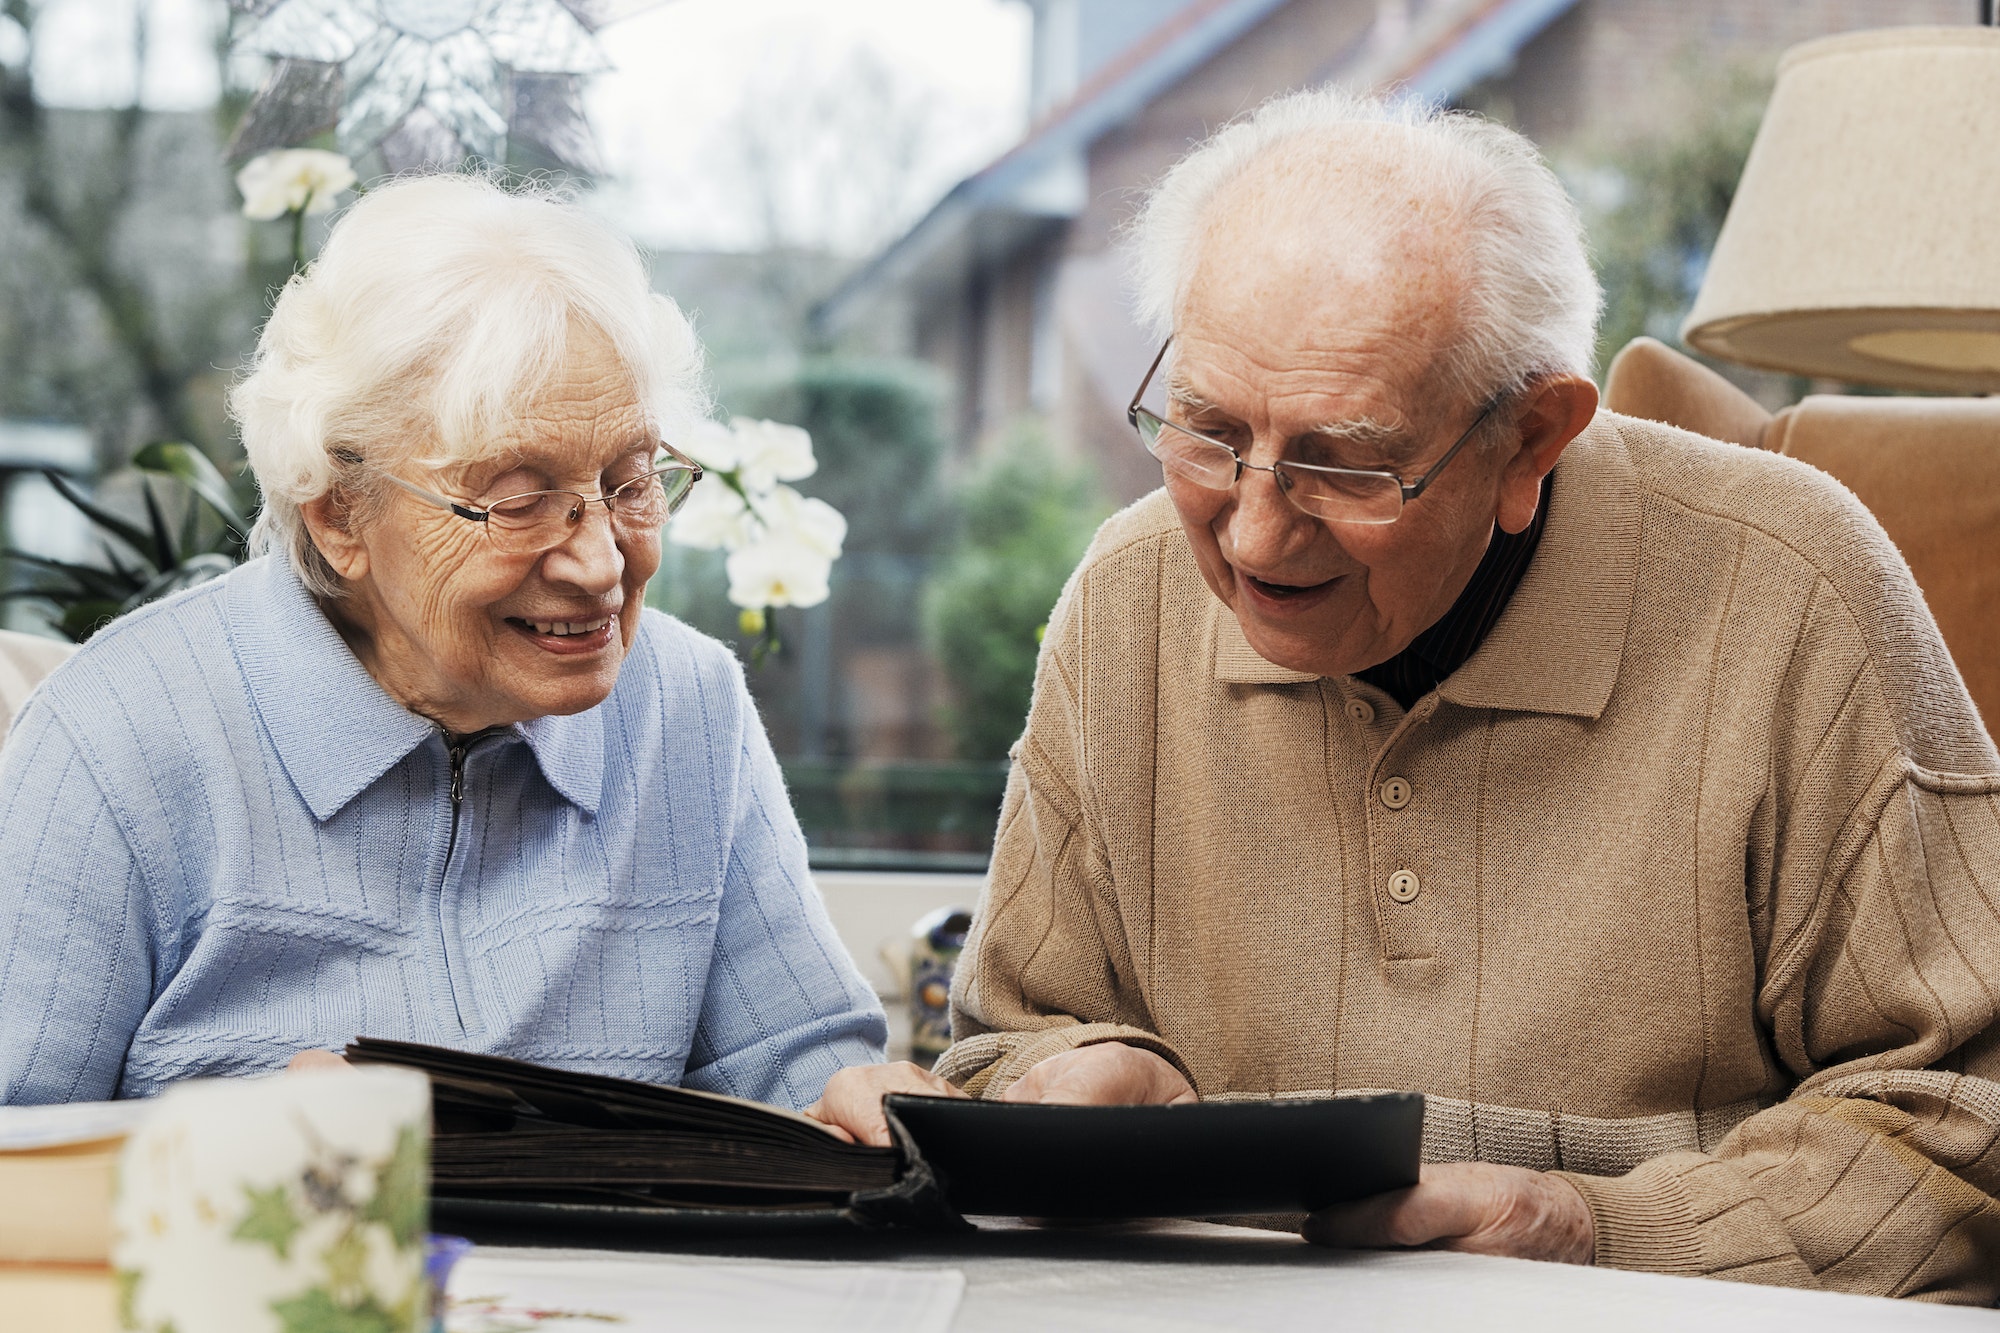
<box><xmin>299</xmin><ymin>490</ymin><xmax>369</xmax><ymax>583</ymax></box>
<box><xmin>1495</xmin><ymin>374</ymin><xmax>1598</xmax><ymax>534</ymax></box>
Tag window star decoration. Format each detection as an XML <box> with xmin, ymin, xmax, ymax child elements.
<box><xmin>224</xmin><ymin>0</ymin><xmax>664</xmax><ymax>174</ymax></box>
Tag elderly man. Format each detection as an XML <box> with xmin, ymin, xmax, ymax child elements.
<box><xmin>812</xmin><ymin>89</ymin><xmax>2000</xmax><ymax>1300</ymax></box>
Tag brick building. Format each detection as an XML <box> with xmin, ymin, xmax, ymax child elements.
<box><xmin>817</xmin><ymin>0</ymin><xmax>1969</xmax><ymax>503</ymax></box>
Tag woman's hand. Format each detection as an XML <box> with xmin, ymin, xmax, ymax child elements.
<box><xmin>1001</xmin><ymin>1042</ymin><xmax>1197</xmax><ymax>1106</ymax></box>
<box><xmin>807</xmin><ymin>1061</ymin><xmax>968</xmax><ymax>1146</ymax></box>
<box><xmin>286</xmin><ymin>1049</ymin><xmax>348</xmax><ymax>1073</ymax></box>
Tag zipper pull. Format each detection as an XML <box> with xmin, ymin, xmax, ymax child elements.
<box><xmin>448</xmin><ymin>739</ymin><xmax>466</xmax><ymax>806</ymax></box>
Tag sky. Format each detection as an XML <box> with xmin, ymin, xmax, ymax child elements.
<box><xmin>14</xmin><ymin>0</ymin><xmax>1031</xmax><ymax>254</ymax></box>
<box><xmin>587</xmin><ymin>0</ymin><xmax>1029</xmax><ymax>251</ymax></box>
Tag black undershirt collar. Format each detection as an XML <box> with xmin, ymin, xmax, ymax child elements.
<box><xmin>1353</xmin><ymin>473</ymin><xmax>1553</xmax><ymax>710</ymax></box>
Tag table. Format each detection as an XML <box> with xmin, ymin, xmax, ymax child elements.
<box><xmin>463</xmin><ymin>1219</ymin><xmax>1999</xmax><ymax>1331</ymax></box>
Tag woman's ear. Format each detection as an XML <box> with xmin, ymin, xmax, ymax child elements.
<box><xmin>299</xmin><ymin>490</ymin><xmax>370</xmax><ymax>583</ymax></box>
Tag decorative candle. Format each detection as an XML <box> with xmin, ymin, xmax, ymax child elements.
<box><xmin>113</xmin><ymin>1066</ymin><xmax>431</xmax><ymax>1333</ymax></box>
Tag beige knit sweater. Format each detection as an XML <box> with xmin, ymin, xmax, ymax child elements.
<box><xmin>938</xmin><ymin>412</ymin><xmax>2000</xmax><ymax>1302</ymax></box>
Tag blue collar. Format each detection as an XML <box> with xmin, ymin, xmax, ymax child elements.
<box><xmin>224</xmin><ymin>555</ymin><xmax>604</xmax><ymax>821</ymax></box>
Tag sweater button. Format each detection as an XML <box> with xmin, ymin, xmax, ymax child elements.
<box><xmin>1380</xmin><ymin>776</ymin><xmax>1412</xmax><ymax>809</ymax></box>
<box><xmin>1387</xmin><ymin>870</ymin><xmax>1420</xmax><ymax>903</ymax></box>
<box><xmin>1345</xmin><ymin>698</ymin><xmax>1376</xmax><ymax>724</ymax></box>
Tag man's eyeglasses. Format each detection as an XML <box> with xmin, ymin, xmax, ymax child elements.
<box><xmin>372</xmin><ymin>444</ymin><xmax>704</xmax><ymax>557</ymax></box>
<box><xmin>1126</xmin><ymin>339</ymin><xmax>1497</xmax><ymax>525</ymax></box>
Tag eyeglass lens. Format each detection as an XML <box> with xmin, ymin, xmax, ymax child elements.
<box><xmin>482</xmin><ymin>467</ymin><xmax>697</xmax><ymax>553</ymax></box>
<box><xmin>1135</xmin><ymin>411</ymin><xmax>1404</xmax><ymax>524</ymax></box>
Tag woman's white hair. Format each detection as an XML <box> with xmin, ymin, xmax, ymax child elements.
<box><xmin>1128</xmin><ymin>86</ymin><xmax>1601</xmax><ymax>408</ymax></box>
<box><xmin>230</xmin><ymin>173</ymin><xmax>709</xmax><ymax>597</ymax></box>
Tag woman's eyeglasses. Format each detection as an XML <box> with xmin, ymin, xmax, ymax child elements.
<box><xmin>371</xmin><ymin>445</ymin><xmax>703</xmax><ymax>556</ymax></box>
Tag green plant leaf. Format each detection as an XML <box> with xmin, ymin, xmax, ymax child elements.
<box><xmin>117</xmin><ymin>553</ymin><xmax>235</xmax><ymax>614</ymax></box>
<box><xmin>232</xmin><ymin>1182</ymin><xmax>303</xmax><ymax>1260</ymax></box>
<box><xmin>101</xmin><ymin>538</ymin><xmax>142</xmax><ymax>586</ymax></box>
<box><xmin>269</xmin><ymin>1288</ymin><xmax>402</xmax><ymax>1333</ymax></box>
<box><xmin>134</xmin><ymin>441</ymin><xmax>249</xmax><ymax>531</ymax></box>
<box><xmin>321</xmin><ymin>1226</ymin><xmax>370</xmax><ymax>1297</ymax></box>
<box><xmin>1</xmin><ymin>549</ymin><xmax>144</xmax><ymax>600</ymax></box>
<box><xmin>114</xmin><ymin>1267</ymin><xmax>141</xmax><ymax>1331</ymax></box>
<box><xmin>44</xmin><ymin>471</ymin><xmax>162</xmax><ymax>567</ymax></box>
<box><xmin>59</xmin><ymin>600</ymin><xmax>123</xmax><ymax>641</ymax></box>
<box><xmin>140</xmin><ymin>478</ymin><xmax>180</xmax><ymax>571</ymax></box>
<box><xmin>359</xmin><ymin>1124</ymin><xmax>428</xmax><ymax>1248</ymax></box>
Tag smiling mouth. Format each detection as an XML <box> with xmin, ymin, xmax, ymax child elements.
<box><xmin>508</xmin><ymin>615</ymin><xmax>615</xmax><ymax>637</ymax></box>
<box><xmin>1244</xmin><ymin>574</ymin><xmax>1336</xmax><ymax>600</ymax></box>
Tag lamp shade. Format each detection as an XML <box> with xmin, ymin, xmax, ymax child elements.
<box><xmin>1682</xmin><ymin>26</ymin><xmax>2000</xmax><ymax>392</ymax></box>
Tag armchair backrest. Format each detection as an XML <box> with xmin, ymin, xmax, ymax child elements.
<box><xmin>1603</xmin><ymin>336</ymin><xmax>2000</xmax><ymax>734</ymax></box>
<box><xmin>1602</xmin><ymin>336</ymin><xmax>1775</xmax><ymax>450</ymax></box>
<box><xmin>1767</xmin><ymin>395</ymin><xmax>2000</xmax><ymax>733</ymax></box>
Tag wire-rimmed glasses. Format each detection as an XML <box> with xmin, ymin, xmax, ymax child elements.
<box><xmin>374</xmin><ymin>444</ymin><xmax>704</xmax><ymax>556</ymax></box>
<box><xmin>1126</xmin><ymin>339</ymin><xmax>1496</xmax><ymax>525</ymax></box>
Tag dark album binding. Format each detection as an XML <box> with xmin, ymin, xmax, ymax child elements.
<box><xmin>345</xmin><ymin>1038</ymin><xmax>1424</xmax><ymax>1238</ymax></box>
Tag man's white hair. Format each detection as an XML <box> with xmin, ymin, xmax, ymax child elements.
<box><xmin>230</xmin><ymin>173</ymin><xmax>709</xmax><ymax>598</ymax></box>
<box><xmin>1129</xmin><ymin>86</ymin><xmax>1601</xmax><ymax>408</ymax></box>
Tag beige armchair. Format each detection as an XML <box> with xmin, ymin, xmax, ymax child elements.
<box><xmin>1603</xmin><ymin>337</ymin><xmax>2000</xmax><ymax>733</ymax></box>
<box><xmin>0</xmin><ymin>630</ymin><xmax>75</xmax><ymax>741</ymax></box>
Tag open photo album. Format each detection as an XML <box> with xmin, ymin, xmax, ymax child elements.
<box><xmin>345</xmin><ymin>1038</ymin><xmax>1426</xmax><ymax>1237</ymax></box>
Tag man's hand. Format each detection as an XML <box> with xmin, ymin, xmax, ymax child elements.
<box><xmin>286</xmin><ymin>1049</ymin><xmax>348</xmax><ymax>1074</ymax></box>
<box><xmin>1304</xmin><ymin>1162</ymin><xmax>1594</xmax><ymax>1264</ymax></box>
<box><xmin>808</xmin><ymin>1062</ymin><xmax>967</xmax><ymax>1146</ymax></box>
<box><xmin>1000</xmin><ymin>1042</ymin><xmax>1197</xmax><ymax>1106</ymax></box>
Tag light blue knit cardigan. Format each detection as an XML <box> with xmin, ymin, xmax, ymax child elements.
<box><xmin>0</xmin><ymin>554</ymin><xmax>886</xmax><ymax>1106</ymax></box>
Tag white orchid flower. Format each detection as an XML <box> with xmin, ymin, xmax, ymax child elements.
<box><xmin>757</xmin><ymin>485</ymin><xmax>847</xmax><ymax>560</ymax></box>
<box><xmin>666</xmin><ymin>476</ymin><xmax>754</xmax><ymax>551</ymax></box>
<box><xmin>725</xmin><ymin>537</ymin><xmax>833</xmax><ymax>609</ymax></box>
<box><xmin>678</xmin><ymin>417</ymin><xmax>740</xmax><ymax>473</ymax></box>
<box><xmin>730</xmin><ymin>418</ymin><xmax>816</xmax><ymax>492</ymax></box>
<box><xmin>235</xmin><ymin>149</ymin><xmax>356</xmax><ymax>221</ymax></box>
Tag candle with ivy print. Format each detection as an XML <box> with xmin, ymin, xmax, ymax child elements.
<box><xmin>112</xmin><ymin>1066</ymin><xmax>431</xmax><ymax>1333</ymax></box>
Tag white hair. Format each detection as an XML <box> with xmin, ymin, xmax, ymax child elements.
<box><xmin>1128</xmin><ymin>86</ymin><xmax>1601</xmax><ymax>408</ymax></box>
<box><xmin>230</xmin><ymin>173</ymin><xmax>709</xmax><ymax>598</ymax></box>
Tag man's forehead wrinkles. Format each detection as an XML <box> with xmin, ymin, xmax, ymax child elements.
<box><xmin>1170</xmin><ymin>355</ymin><xmax>1417</xmax><ymax>434</ymax></box>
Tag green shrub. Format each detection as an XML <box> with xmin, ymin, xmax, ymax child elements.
<box><xmin>924</xmin><ymin>422</ymin><xmax>1109</xmax><ymax>760</ymax></box>
<box><xmin>720</xmin><ymin>357</ymin><xmax>951</xmax><ymax>556</ymax></box>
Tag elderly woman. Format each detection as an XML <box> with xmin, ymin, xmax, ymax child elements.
<box><xmin>0</xmin><ymin>174</ymin><xmax>885</xmax><ymax>1107</ymax></box>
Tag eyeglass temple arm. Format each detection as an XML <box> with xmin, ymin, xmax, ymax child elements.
<box><xmin>1128</xmin><ymin>338</ymin><xmax>1174</xmax><ymax>425</ymax></box>
<box><xmin>657</xmin><ymin>442</ymin><xmax>703</xmax><ymax>478</ymax></box>
<box><xmin>1400</xmin><ymin>400</ymin><xmax>1498</xmax><ymax>504</ymax></box>
<box><xmin>377</xmin><ymin>469</ymin><xmax>487</xmax><ymax>522</ymax></box>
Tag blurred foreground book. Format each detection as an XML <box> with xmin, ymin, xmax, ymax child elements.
<box><xmin>0</xmin><ymin>1100</ymin><xmax>150</xmax><ymax>1333</ymax></box>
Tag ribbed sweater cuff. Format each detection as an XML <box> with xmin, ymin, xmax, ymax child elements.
<box><xmin>1554</xmin><ymin>1164</ymin><xmax>1707</xmax><ymax>1274</ymax></box>
<box><xmin>936</xmin><ymin>1023</ymin><xmax>1190</xmax><ymax>1098</ymax></box>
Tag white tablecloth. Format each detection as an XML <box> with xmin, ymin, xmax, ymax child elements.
<box><xmin>460</xmin><ymin>1219</ymin><xmax>1999</xmax><ymax>1332</ymax></box>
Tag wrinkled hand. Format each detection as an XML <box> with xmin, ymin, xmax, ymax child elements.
<box><xmin>286</xmin><ymin>1049</ymin><xmax>348</xmax><ymax>1074</ymax></box>
<box><xmin>1304</xmin><ymin>1162</ymin><xmax>1594</xmax><ymax>1264</ymax></box>
<box><xmin>808</xmin><ymin>1062</ymin><xmax>968</xmax><ymax>1146</ymax></box>
<box><xmin>1001</xmin><ymin>1042</ymin><xmax>1197</xmax><ymax>1107</ymax></box>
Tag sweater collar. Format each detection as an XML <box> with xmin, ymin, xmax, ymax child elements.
<box><xmin>1436</xmin><ymin>414</ymin><xmax>1636</xmax><ymax>719</ymax></box>
<box><xmin>225</xmin><ymin>554</ymin><xmax>604</xmax><ymax>821</ymax></box>
<box><xmin>1208</xmin><ymin>412</ymin><xmax>1637</xmax><ymax>719</ymax></box>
